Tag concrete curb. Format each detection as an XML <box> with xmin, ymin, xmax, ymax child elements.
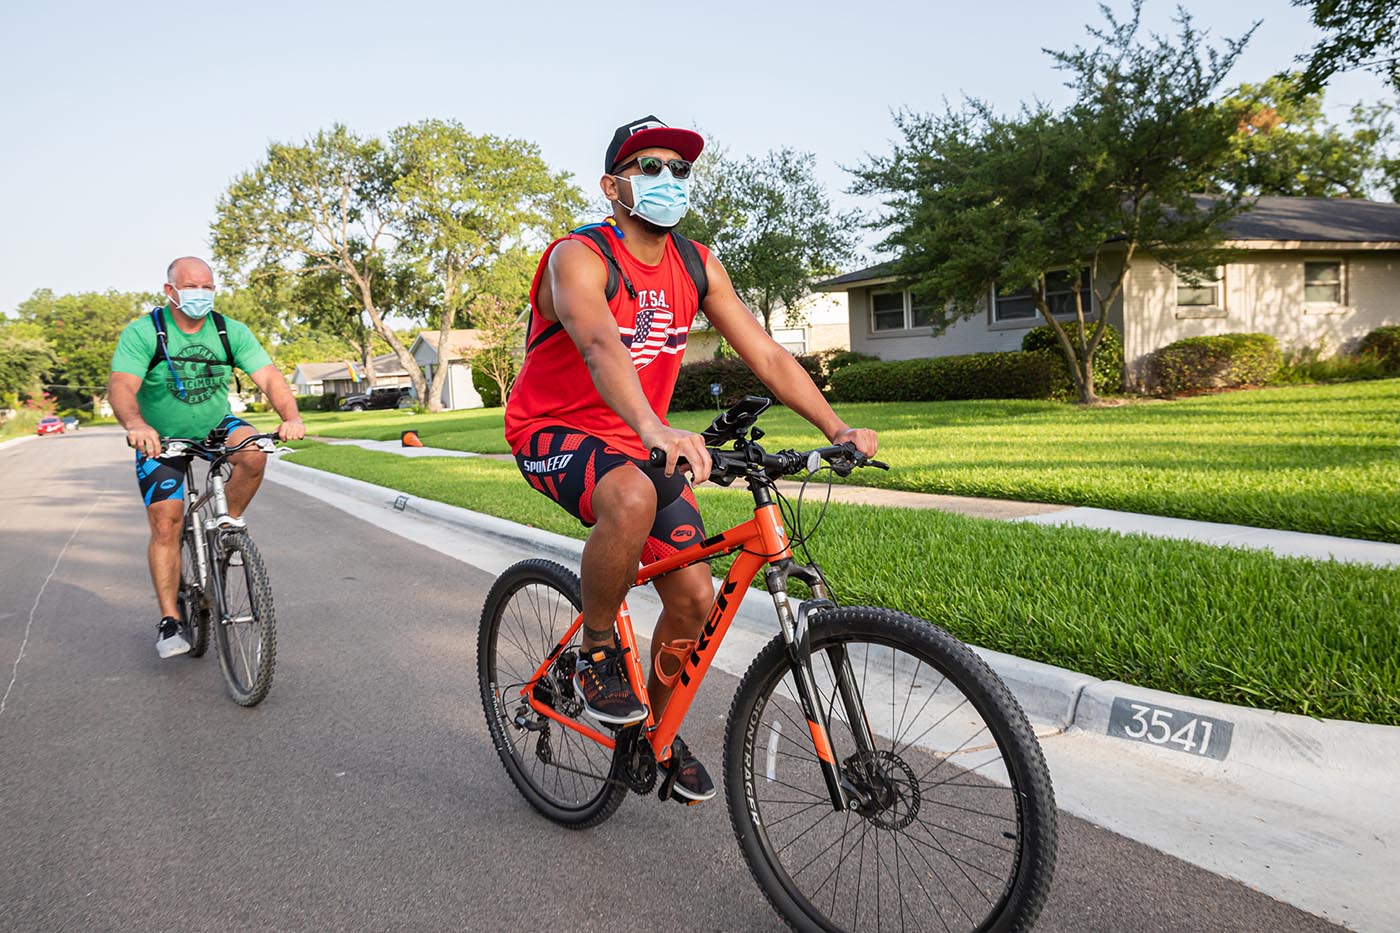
<box><xmin>267</xmin><ymin>457</ymin><xmax>1400</xmax><ymax>783</ymax></box>
<box><xmin>0</xmin><ymin>434</ymin><xmax>40</xmax><ymax>453</ymax></box>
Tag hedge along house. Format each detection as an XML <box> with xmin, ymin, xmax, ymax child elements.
<box><xmin>816</xmin><ymin>196</ymin><xmax>1400</xmax><ymax>386</ymax></box>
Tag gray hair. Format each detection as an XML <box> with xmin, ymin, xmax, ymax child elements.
<box><xmin>166</xmin><ymin>256</ymin><xmax>212</xmax><ymax>285</ymax></box>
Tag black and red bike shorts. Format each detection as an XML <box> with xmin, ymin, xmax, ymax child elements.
<box><xmin>513</xmin><ymin>426</ymin><xmax>706</xmax><ymax>566</ymax></box>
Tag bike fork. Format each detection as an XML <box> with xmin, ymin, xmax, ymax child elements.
<box><xmin>765</xmin><ymin>561</ymin><xmax>878</xmax><ymax>813</ymax></box>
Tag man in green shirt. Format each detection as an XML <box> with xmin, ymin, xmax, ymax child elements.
<box><xmin>107</xmin><ymin>256</ymin><xmax>305</xmax><ymax>658</ymax></box>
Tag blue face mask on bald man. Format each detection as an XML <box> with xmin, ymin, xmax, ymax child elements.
<box><xmin>171</xmin><ymin>288</ymin><xmax>214</xmax><ymax>319</ymax></box>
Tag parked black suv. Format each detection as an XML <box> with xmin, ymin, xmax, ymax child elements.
<box><xmin>337</xmin><ymin>385</ymin><xmax>415</xmax><ymax>412</ymax></box>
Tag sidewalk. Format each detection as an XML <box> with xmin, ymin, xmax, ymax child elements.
<box><xmin>266</xmin><ymin>454</ymin><xmax>1400</xmax><ymax>931</ymax></box>
<box><xmin>311</xmin><ymin>435</ymin><xmax>1400</xmax><ymax>568</ymax></box>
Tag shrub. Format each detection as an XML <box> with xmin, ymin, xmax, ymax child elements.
<box><xmin>1021</xmin><ymin>322</ymin><xmax>1124</xmax><ymax>396</ymax></box>
<box><xmin>472</xmin><ymin>365</ymin><xmax>504</xmax><ymax>408</ymax></box>
<box><xmin>1148</xmin><ymin>333</ymin><xmax>1283</xmax><ymax>395</ymax></box>
<box><xmin>811</xmin><ymin>348</ymin><xmax>879</xmax><ymax>377</ymax></box>
<box><xmin>1358</xmin><ymin>325</ymin><xmax>1400</xmax><ymax>375</ymax></box>
<box><xmin>672</xmin><ymin>353</ymin><xmax>827</xmax><ymax>410</ymax></box>
<box><xmin>828</xmin><ymin>352</ymin><xmax>1061</xmax><ymax>402</ymax></box>
<box><xmin>295</xmin><ymin>393</ymin><xmax>339</xmax><ymax>412</ymax></box>
<box><xmin>1278</xmin><ymin>344</ymin><xmax>1394</xmax><ymax>385</ymax></box>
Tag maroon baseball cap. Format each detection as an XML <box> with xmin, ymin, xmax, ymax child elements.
<box><xmin>605</xmin><ymin>116</ymin><xmax>704</xmax><ymax>173</ymax></box>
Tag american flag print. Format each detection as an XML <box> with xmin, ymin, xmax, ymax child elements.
<box><xmin>626</xmin><ymin>305</ymin><xmax>676</xmax><ymax>369</ymax></box>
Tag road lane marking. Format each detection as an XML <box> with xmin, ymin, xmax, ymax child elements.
<box><xmin>0</xmin><ymin>496</ymin><xmax>103</xmax><ymax>721</ymax></box>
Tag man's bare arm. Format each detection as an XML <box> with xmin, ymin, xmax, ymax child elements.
<box><xmin>702</xmin><ymin>255</ymin><xmax>878</xmax><ymax>456</ymax></box>
<box><xmin>107</xmin><ymin>371</ymin><xmax>162</xmax><ymax>457</ymax></box>
<box><xmin>249</xmin><ymin>364</ymin><xmax>305</xmax><ymax>441</ymax></box>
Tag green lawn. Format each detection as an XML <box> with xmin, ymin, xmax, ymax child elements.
<box><xmin>262</xmin><ymin>379</ymin><xmax>1400</xmax><ymax>542</ymax></box>
<box><xmin>283</xmin><ymin>442</ymin><xmax>1400</xmax><ymax>725</ymax></box>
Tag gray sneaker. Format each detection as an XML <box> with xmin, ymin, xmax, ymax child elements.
<box><xmin>156</xmin><ymin>616</ymin><xmax>191</xmax><ymax>659</ymax></box>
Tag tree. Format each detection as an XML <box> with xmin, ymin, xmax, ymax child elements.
<box><xmin>390</xmin><ymin>119</ymin><xmax>582</xmax><ymax>410</ymax></box>
<box><xmin>853</xmin><ymin>1</ymin><xmax>1250</xmax><ymax>403</ymax></box>
<box><xmin>1211</xmin><ymin>73</ymin><xmax>1395</xmax><ymax>197</ymax></box>
<box><xmin>1292</xmin><ymin>0</ymin><xmax>1400</xmax><ymax>96</ymax></box>
<box><xmin>16</xmin><ymin>289</ymin><xmax>156</xmax><ymax>411</ymax></box>
<box><xmin>465</xmin><ymin>294</ymin><xmax>525</xmax><ymax>407</ymax></box>
<box><xmin>212</xmin><ymin>125</ymin><xmax>431</xmax><ymax>404</ymax></box>
<box><xmin>681</xmin><ymin>146</ymin><xmax>855</xmax><ymax>333</ymax></box>
<box><xmin>0</xmin><ymin>322</ymin><xmax>56</xmax><ymax>401</ymax></box>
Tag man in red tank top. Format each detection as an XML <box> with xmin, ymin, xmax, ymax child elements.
<box><xmin>505</xmin><ymin>116</ymin><xmax>878</xmax><ymax>802</ymax></box>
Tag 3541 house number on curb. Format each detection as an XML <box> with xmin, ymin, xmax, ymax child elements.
<box><xmin>1106</xmin><ymin>698</ymin><xmax>1234</xmax><ymax>760</ymax></box>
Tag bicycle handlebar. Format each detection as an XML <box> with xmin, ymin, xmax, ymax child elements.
<box><xmin>160</xmin><ymin>432</ymin><xmax>281</xmax><ymax>460</ymax></box>
<box><xmin>649</xmin><ymin>441</ymin><xmax>888</xmax><ymax>484</ymax></box>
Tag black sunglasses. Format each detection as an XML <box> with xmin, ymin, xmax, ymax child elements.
<box><xmin>615</xmin><ymin>155</ymin><xmax>693</xmax><ymax>179</ymax></box>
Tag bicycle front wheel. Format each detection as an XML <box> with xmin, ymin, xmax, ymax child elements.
<box><xmin>478</xmin><ymin>559</ymin><xmax>627</xmax><ymax>829</ymax></box>
<box><xmin>725</xmin><ymin>607</ymin><xmax>1056</xmax><ymax>933</ymax></box>
<box><xmin>213</xmin><ymin>530</ymin><xmax>277</xmax><ymax>706</ymax></box>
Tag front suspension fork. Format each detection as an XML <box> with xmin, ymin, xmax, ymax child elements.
<box><xmin>765</xmin><ymin>560</ymin><xmax>879</xmax><ymax>812</ymax></box>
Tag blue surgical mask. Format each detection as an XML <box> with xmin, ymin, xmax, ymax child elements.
<box><xmin>172</xmin><ymin>288</ymin><xmax>214</xmax><ymax>319</ymax></box>
<box><xmin>617</xmin><ymin>168</ymin><xmax>690</xmax><ymax>227</ymax></box>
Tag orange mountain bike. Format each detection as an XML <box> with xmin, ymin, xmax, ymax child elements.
<box><xmin>478</xmin><ymin>398</ymin><xmax>1057</xmax><ymax>932</ymax></box>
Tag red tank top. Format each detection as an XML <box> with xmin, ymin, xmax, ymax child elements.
<box><xmin>505</xmin><ymin>226</ymin><xmax>710</xmax><ymax>458</ymax></box>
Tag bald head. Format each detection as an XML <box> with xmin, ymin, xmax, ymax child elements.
<box><xmin>166</xmin><ymin>256</ymin><xmax>213</xmax><ymax>287</ymax></box>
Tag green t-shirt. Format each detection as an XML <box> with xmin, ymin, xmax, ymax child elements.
<box><xmin>110</xmin><ymin>307</ymin><xmax>273</xmax><ymax>439</ymax></box>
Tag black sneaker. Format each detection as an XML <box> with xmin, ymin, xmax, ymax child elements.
<box><xmin>156</xmin><ymin>616</ymin><xmax>191</xmax><ymax>659</ymax></box>
<box><xmin>573</xmin><ymin>644</ymin><xmax>647</xmax><ymax>725</ymax></box>
<box><xmin>662</xmin><ymin>735</ymin><xmax>716</xmax><ymax>803</ymax></box>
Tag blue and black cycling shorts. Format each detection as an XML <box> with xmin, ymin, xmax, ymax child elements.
<box><xmin>514</xmin><ymin>426</ymin><xmax>707</xmax><ymax>566</ymax></box>
<box><xmin>134</xmin><ymin>414</ymin><xmax>252</xmax><ymax>507</ymax></box>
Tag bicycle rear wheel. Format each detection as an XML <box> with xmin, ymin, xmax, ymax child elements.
<box><xmin>213</xmin><ymin>530</ymin><xmax>277</xmax><ymax>706</ymax></box>
<box><xmin>178</xmin><ymin>526</ymin><xmax>210</xmax><ymax>658</ymax></box>
<box><xmin>478</xmin><ymin>559</ymin><xmax>627</xmax><ymax>829</ymax></box>
<box><xmin>725</xmin><ymin>607</ymin><xmax>1056</xmax><ymax>933</ymax></box>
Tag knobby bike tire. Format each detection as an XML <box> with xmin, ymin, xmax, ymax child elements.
<box><xmin>213</xmin><ymin>530</ymin><xmax>277</xmax><ymax>707</ymax></box>
<box><xmin>478</xmin><ymin>559</ymin><xmax>628</xmax><ymax>829</ymax></box>
<box><xmin>179</xmin><ymin>527</ymin><xmax>210</xmax><ymax>658</ymax></box>
<box><xmin>724</xmin><ymin>607</ymin><xmax>1057</xmax><ymax>933</ymax></box>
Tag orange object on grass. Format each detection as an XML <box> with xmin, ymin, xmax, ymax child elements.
<box><xmin>401</xmin><ymin>430</ymin><xmax>423</xmax><ymax>447</ymax></box>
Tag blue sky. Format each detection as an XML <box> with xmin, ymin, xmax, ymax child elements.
<box><xmin>0</xmin><ymin>0</ymin><xmax>1390</xmax><ymax>313</ymax></box>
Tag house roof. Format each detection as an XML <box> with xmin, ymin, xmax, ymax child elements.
<box><xmin>290</xmin><ymin>362</ymin><xmax>345</xmax><ymax>381</ymax></box>
<box><xmin>817</xmin><ymin>195</ymin><xmax>1400</xmax><ymax>289</ymax></box>
<box><xmin>313</xmin><ymin>352</ymin><xmax>411</xmax><ymax>382</ymax></box>
<box><xmin>1217</xmin><ymin>195</ymin><xmax>1400</xmax><ymax>242</ymax></box>
<box><xmin>412</xmin><ymin>328</ymin><xmax>485</xmax><ymax>362</ymax></box>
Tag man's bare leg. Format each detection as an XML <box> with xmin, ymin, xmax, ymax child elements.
<box><xmin>579</xmin><ymin>466</ymin><xmax>656</xmax><ymax>651</ymax></box>
<box><xmin>647</xmin><ymin>563</ymin><xmax>715</xmax><ymax>717</ymax></box>
<box><xmin>146</xmin><ymin>499</ymin><xmax>185</xmax><ymax>619</ymax></box>
<box><xmin>222</xmin><ymin>425</ymin><xmax>267</xmax><ymax>519</ymax></box>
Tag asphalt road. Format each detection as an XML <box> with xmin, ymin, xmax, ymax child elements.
<box><xmin>0</xmin><ymin>429</ymin><xmax>1341</xmax><ymax>932</ymax></box>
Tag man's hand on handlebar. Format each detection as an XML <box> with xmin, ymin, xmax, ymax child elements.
<box><xmin>830</xmin><ymin>426</ymin><xmax>879</xmax><ymax>459</ymax></box>
<box><xmin>641</xmin><ymin>425</ymin><xmax>712</xmax><ymax>483</ymax></box>
<box><xmin>277</xmin><ymin>418</ymin><xmax>306</xmax><ymax>442</ymax></box>
<box><xmin>126</xmin><ymin>423</ymin><xmax>162</xmax><ymax>458</ymax></box>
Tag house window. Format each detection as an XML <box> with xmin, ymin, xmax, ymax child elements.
<box><xmin>773</xmin><ymin>327</ymin><xmax>806</xmax><ymax>354</ymax></box>
<box><xmin>992</xmin><ymin>270</ymin><xmax>1091</xmax><ymax>324</ymax></box>
<box><xmin>1177</xmin><ymin>268</ymin><xmax>1223</xmax><ymax>307</ymax></box>
<box><xmin>1304</xmin><ymin>260</ymin><xmax>1343</xmax><ymax>304</ymax></box>
<box><xmin>871</xmin><ymin>292</ymin><xmax>906</xmax><ymax>331</ymax></box>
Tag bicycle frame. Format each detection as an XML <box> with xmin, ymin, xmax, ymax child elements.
<box><xmin>517</xmin><ymin>477</ymin><xmax>876</xmax><ymax>811</ymax></box>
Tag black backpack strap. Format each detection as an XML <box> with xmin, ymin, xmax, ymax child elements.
<box><xmin>147</xmin><ymin>307</ymin><xmax>169</xmax><ymax>374</ymax></box>
<box><xmin>573</xmin><ymin>226</ymin><xmax>635</xmax><ymax>302</ymax></box>
<box><xmin>211</xmin><ymin>311</ymin><xmax>243</xmax><ymax>394</ymax></box>
<box><xmin>669</xmin><ymin>232</ymin><xmax>709</xmax><ymax>308</ymax></box>
<box><xmin>211</xmin><ymin>311</ymin><xmax>235</xmax><ymax>368</ymax></box>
